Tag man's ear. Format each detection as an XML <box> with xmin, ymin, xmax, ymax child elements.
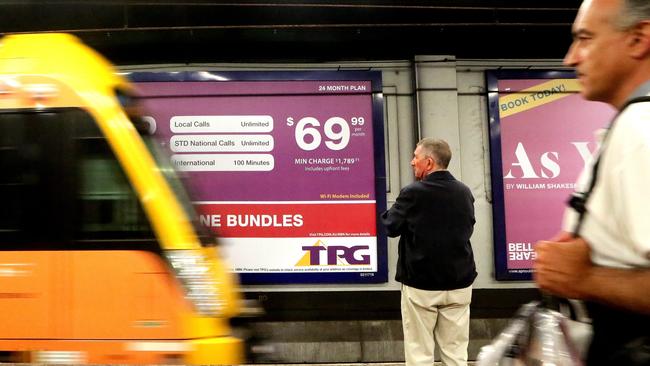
<box><xmin>629</xmin><ymin>20</ymin><xmax>650</xmax><ymax>58</ymax></box>
<box><xmin>428</xmin><ymin>157</ymin><xmax>437</xmax><ymax>171</ymax></box>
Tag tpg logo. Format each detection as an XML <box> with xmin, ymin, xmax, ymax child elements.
<box><xmin>295</xmin><ymin>240</ymin><xmax>370</xmax><ymax>266</ymax></box>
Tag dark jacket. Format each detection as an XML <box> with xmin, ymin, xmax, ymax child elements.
<box><xmin>381</xmin><ymin>170</ymin><xmax>477</xmax><ymax>290</ymax></box>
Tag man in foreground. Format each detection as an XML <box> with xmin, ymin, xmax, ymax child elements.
<box><xmin>534</xmin><ymin>0</ymin><xmax>650</xmax><ymax>364</ymax></box>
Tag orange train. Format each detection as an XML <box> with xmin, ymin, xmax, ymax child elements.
<box><xmin>0</xmin><ymin>33</ymin><xmax>243</xmax><ymax>364</ymax></box>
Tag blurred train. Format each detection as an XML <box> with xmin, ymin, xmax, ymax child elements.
<box><xmin>0</xmin><ymin>33</ymin><xmax>243</xmax><ymax>364</ymax></box>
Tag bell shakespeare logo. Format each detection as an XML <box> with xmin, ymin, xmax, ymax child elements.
<box><xmin>296</xmin><ymin>240</ymin><xmax>371</xmax><ymax>267</ymax></box>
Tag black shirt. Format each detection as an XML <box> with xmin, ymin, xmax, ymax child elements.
<box><xmin>381</xmin><ymin>170</ymin><xmax>477</xmax><ymax>290</ymax></box>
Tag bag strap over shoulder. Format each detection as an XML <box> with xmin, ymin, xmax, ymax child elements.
<box><xmin>569</xmin><ymin>95</ymin><xmax>650</xmax><ymax>236</ymax></box>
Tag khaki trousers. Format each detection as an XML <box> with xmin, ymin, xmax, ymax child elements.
<box><xmin>401</xmin><ymin>284</ymin><xmax>472</xmax><ymax>366</ymax></box>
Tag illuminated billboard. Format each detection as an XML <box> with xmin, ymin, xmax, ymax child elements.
<box><xmin>131</xmin><ymin>71</ymin><xmax>387</xmax><ymax>284</ymax></box>
<box><xmin>487</xmin><ymin>70</ymin><xmax>614</xmax><ymax>280</ymax></box>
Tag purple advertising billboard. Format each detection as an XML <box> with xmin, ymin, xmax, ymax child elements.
<box><xmin>130</xmin><ymin>71</ymin><xmax>387</xmax><ymax>284</ymax></box>
<box><xmin>487</xmin><ymin>70</ymin><xmax>615</xmax><ymax>280</ymax></box>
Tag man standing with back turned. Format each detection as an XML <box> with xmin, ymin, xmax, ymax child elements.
<box><xmin>381</xmin><ymin>138</ymin><xmax>476</xmax><ymax>366</ymax></box>
<box><xmin>534</xmin><ymin>0</ymin><xmax>650</xmax><ymax>365</ymax></box>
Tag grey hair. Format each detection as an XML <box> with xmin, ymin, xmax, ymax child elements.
<box><xmin>417</xmin><ymin>138</ymin><xmax>451</xmax><ymax>169</ymax></box>
<box><xmin>615</xmin><ymin>0</ymin><xmax>650</xmax><ymax>30</ymax></box>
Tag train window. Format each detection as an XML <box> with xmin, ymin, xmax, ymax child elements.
<box><xmin>63</xmin><ymin>107</ymin><xmax>155</xmax><ymax>242</ymax></box>
<box><xmin>0</xmin><ymin>108</ymin><xmax>155</xmax><ymax>248</ymax></box>
<box><xmin>0</xmin><ymin>111</ymin><xmax>70</xmax><ymax>245</ymax></box>
<box><xmin>0</xmin><ymin>115</ymin><xmax>30</xmax><ymax>237</ymax></box>
<box><xmin>75</xmin><ymin>136</ymin><xmax>154</xmax><ymax>240</ymax></box>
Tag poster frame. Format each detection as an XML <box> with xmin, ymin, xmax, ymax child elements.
<box><xmin>486</xmin><ymin>69</ymin><xmax>577</xmax><ymax>281</ymax></box>
<box><xmin>128</xmin><ymin>70</ymin><xmax>388</xmax><ymax>284</ymax></box>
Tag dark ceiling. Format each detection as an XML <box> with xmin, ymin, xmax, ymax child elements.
<box><xmin>0</xmin><ymin>0</ymin><xmax>581</xmax><ymax>65</ymax></box>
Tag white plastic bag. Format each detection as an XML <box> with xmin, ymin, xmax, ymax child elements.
<box><xmin>477</xmin><ymin>301</ymin><xmax>585</xmax><ymax>366</ymax></box>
